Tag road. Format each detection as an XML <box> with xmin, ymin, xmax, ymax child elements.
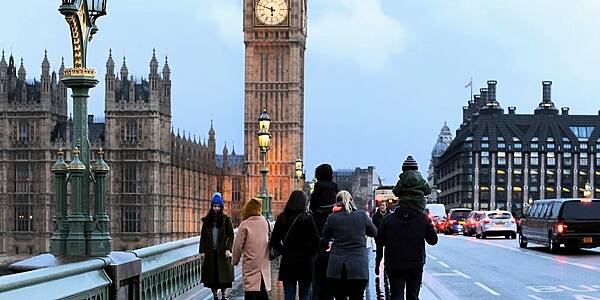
<box><xmin>424</xmin><ymin>234</ymin><xmax>600</xmax><ymax>300</ymax></box>
<box><xmin>180</xmin><ymin>234</ymin><xmax>600</xmax><ymax>299</ymax></box>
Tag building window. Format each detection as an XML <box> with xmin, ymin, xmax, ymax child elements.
<box><xmin>19</xmin><ymin>122</ymin><xmax>31</xmax><ymax>142</ymax></box>
<box><xmin>596</xmin><ymin>155</ymin><xmax>600</xmax><ymax>167</ymax></box>
<box><xmin>125</xmin><ymin>119</ymin><xmax>138</xmax><ymax>143</ymax></box>
<box><xmin>547</xmin><ymin>152</ymin><xmax>556</xmax><ymax>166</ymax></box>
<box><xmin>580</xmin><ymin>153</ymin><xmax>588</xmax><ymax>166</ymax></box>
<box><xmin>497</xmin><ymin>137</ymin><xmax>505</xmax><ymax>149</ymax></box>
<box><xmin>360</xmin><ymin>178</ymin><xmax>368</xmax><ymax>187</ymax></box>
<box><xmin>16</xmin><ymin>164</ymin><xmax>31</xmax><ymax>193</ymax></box>
<box><xmin>481</xmin><ymin>152</ymin><xmax>490</xmax><ymax>165</ymax></box>
<box><xmin>513</xmin><ymin>152</ymin><xmax>523</xmax><ymax>165</ymax></box>
<box><xmin>564</xmin><ymin>152</ymin><xmax>572</xmax><ymax>166</ymax></box>
<box><xmin>123</xmin><ymin>164</ymin><xmax>137</xmax><ymax>193</ymax></box>
<box><xmin>570</xmin><ymin>126</ymin><xmax>595</xmax><ymax>139</ymax></box>
<box><xmin>580</xmin><ymin>143</ymin><xmax>588</xmax><ymax>150</ymax></box>
<box><xmin>121</xmin><ymin>205</ymin><xmax>141</xmax><ymax>233</ymax></box>
<box><xmin>497</xmin><ymin>152</ymin><xmax>506</xmax><ymax>165</ymax></box>
<box><xmin>530</xmin><ymin>152</ymin><xmax>539</xmax><ymax>166</ymax></box>
<box><xmin>14</xmin><ymin>204</ymin><xmax>33</xmax><ymax>232</ymax></box>
<box><xmin>513</xmin><ymin>137</ymin><xmax>522</xmax><ymax>149</ymax></box>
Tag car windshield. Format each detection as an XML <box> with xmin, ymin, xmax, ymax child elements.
<box><xmin>488</xmin><ymin>212</ymin><xmax>511</xmax><ymax>219</ymax></box>
<box><xmin>560</xmin><ymin>201</ymin><xmax>600</xmax><ymax>220</ymax></box>
<box><xmin>450</xmin><ymin>211</ymin><xmax>470</xmax><ymax>220</ymax></box>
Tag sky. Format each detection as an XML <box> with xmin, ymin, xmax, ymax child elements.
<box><xmin>2</xmin><ymin>1</ymin><xmax>600</xmax><ymax>184</ymax></box>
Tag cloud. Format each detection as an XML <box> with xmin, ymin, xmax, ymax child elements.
<box><xmin>197</xmin><ymin>0</ymin><xmax>243</xmax><ymax>46</ymax></box>
<box><xmin>310</xmin><ymin>0</ymin><xmax>405</xmax><ymax>72</ymax></box>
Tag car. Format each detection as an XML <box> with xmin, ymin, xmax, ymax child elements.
<box><xmin>519</xmin><ymin>198</ymin><xmax>600</xmax><ymax>253</ymax></box>
<box><xmin>425</xmin><ymin>203</ymin><xmax>446</xmax><ymax>220</ymax></box>
<box><xmin>432</xmin><ymin>216</ymin><xmax>446</xmax><ymax>233</ymax></box>
<box><xmin>463</xmin><ymin>211</ymin><xmax>485</xmax><ymax>236</ymax></box>
<box><xmin>443</xmin><ymin>208</ymin><xmax>472</xmax><ymax>235</ymax></box>
<box><xmin>475</xmin><ymin>210</ymin><xmax>517</xmax><ymax>239</ymax></box>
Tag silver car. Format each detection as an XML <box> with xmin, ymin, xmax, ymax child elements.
<box><xmin>475</xmin><ymin>210</ymin><xmax>517</xmax><ymax>239</ymax></box>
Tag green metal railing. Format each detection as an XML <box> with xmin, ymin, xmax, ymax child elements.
<box><xmin>0</xmin><ymin>258</ymin><xmax>111</xmax><ymax>300</ymax></box>
<box><xmin>133</xmin><ymin>236</ymin><xmax>202</xmax><ymax>300</ymax></box>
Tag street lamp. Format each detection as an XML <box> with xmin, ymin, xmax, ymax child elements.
<box><xmin>53</xmin><ymin>0</ymin><xmax>110</xmax><ymax>257</ymax></box>
<box><xmin>257</xmin><ymin>109</ymin><xmax>272</xmax><ymax>220</ymax></box>
<box><xmin>294</xmin><ymin>157</ymin><xmax>304</xmax><ymax>189</ymax></box>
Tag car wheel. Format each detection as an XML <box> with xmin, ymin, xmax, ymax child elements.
<box><xmin>519</xmin><ymin>234</ymin><xmax>527</xmax><ymax>248</ymax></box>
<box><xmin>475</xmin><ymin>232</ymin><xmax>481</xmax><ymax>239</ymax></box>
<box><xmin>511</xmin><ymin>233</ymin><xmax>517</xmax><ymax>239</ymax></box>
<box><xmin>481</xmin><ymin>232</ymin><xmax>487</xmax><ymax>239</ymax></box>
<box><xmin>548</xmin><ymin>237</ymin><xmax>560</xmax><ymax>253</ymax></box>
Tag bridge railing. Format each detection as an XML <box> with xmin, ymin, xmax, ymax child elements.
<box><xmin>0</xmin><ymin>236</ymin><xmax>204</xmax><ymax>300</ymax></box>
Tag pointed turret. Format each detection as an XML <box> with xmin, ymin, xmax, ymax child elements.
<box><xmin>41</xmin><ymin>50</ymin><xmax>51</xmax><ymax>96</ymax></box>
<box><xmin>0</xmin><ymin>50</ymin><xmax>6</xmax><ymax>69</ymax></box>
<box><xmin>120</xmin><ymin>57</ymin><xmax>128</xmax><ymax>80</ymax></box>
<box><xmin>222</xmin><ymin>142</ymin><xmax>229</xmax><ymax>170</ymax></box>
<box><xmin>106</xmin><ymin>49</ymin><xmax>115</xmax><ymax>75</ymax></box>
<box><xmin>149</xmin><ymin>49</ymin><xmax>160</xmax><ymax>99</ymax></box>
<box><xmin>0</xmin><ymin>51</ymin><xmax>6</xmax><ymax>101</ymax></box>
<box><xmin>17</xmin><ymin>58</ymin><xmax>26</xmax><ymax>81</ymax></box>
<box><xmin>162</xmin><ymin>55</ymin><xmax>170</xmax><ymax>80</ymax></box>
<box><xmin>8</xmin><ymin>54</ymin><xmax>16</xmax><ymax>77</ymax></box>
<box><xmin>150</xmin><ymin>49</ymin><xmax>159</xmax><ymax>74</ymax></box>
<box><xmin>41</xmin><ymin>50</ymin><xmax>50</xmax><ymax>75</ymax></box>
<box><xmin>59</xmin><ymin>57</ymin><xmax>65</xmax><ymax>79</ymax></box>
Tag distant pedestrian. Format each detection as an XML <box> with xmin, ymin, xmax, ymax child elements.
<box><xmin>199</xmin><ymin>192</ymin><xmax>235</xmax><ymax>300</ymax></box>
<box><xmin>309</xmin><ymin>163</ymin><xmax>339</xmax><ymax>300</ymax></box>
<box><xmin>323</xmin><ymin>190</ymin><xmax>377</xmax><ymax>300</ymax></box>
<box><xmin>376</xmin><ymin>156</ymin><xmax>438</xmax><ymax>300</ymax></box>
<box><xmin>372</xmin><ymin>201</ymin><xmax>389</xmax><ymax>265</ymax></box>
<box><xmin>232</xmin><ymin>197</ymin><xmax>272</xmax><ymax>300</ymax></box>
<box><xmin>270</xmin><ymin>190</ymin><xmax>320</xmax><ymax>300</ymax></box>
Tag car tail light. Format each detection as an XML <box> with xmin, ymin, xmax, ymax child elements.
<box><xmin>483</xmin><ymin>218</ymin><xmax>491</xmax><ymax>224</ymax></box>
<box><xmin>510</xmin><ymin>218</ymin><xmax>515</xmax><ymax>224</ymax></box>
<box><xmin>556</xmin><ymin>223</ymin><xmax>567</xmax><ymax>234</ymax></box>
<box><xmin>449</xmin><ymin>220</ymin><xmax>456</xmax><ymax>224</ymax></box>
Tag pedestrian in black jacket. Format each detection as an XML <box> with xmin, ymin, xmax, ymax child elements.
<box><xmin>323</xmin><ymin>190</ymin><xmax>377</xmax><ymax>300</ymax></box>
<box><xmin>372</xmin><ymin>200</ymin><xmax>389</xmax><ymax>268</ymax></box>
<box><xmin>309</xmin><ymin>163</ymin><xmax>339</xmax><ymax>300</ymax></box>
<box><xmin>376</xmin><ymin>156</ymin><xmax>438</xmax><ymax>300</ymax></box>
<box><xmin>270</xmin><ymin>190</ymin><xmax>320</xmax><ymax>300</ymax></box>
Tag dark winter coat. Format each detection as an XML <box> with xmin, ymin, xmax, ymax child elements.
<box><xmin>376</xmin><ymin>206</ymin><xmax>438</xmax><ymax>276</ymax></box>
<box><xmin>199</xmin><ymin>213</ymin><xmax>235</xmax><ymax>286</ymax></box>
<box><xmin>322</xmin><ymin>209</ymin><xmax>377</xmax><ymax>280</ymax></box>
<box><xmin>372</xmin><ymin>209</ymin><xmax>390</xmax><ymax>230</ymax></box>
<box><xmin>270</xmin><ymin>211</ymin><xmax>320</xmax><ymax>282</ymax></box>
<box><xmin>309</xmin><ymin>180</ymin><xmax>339</xmax><ymax>235</ymax></box>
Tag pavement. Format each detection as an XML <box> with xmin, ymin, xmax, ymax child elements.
<box><xmin>180</xmin><ymin>239</ymin><xmax>441</xmax><ymax>299</ymax></box>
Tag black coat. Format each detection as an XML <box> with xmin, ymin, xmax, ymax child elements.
<box><xmin>372</xmin><ymin>209</ymin><xmax>390</xmax><ymax>231</ymax></box>
<box><xmin>270</xmin><ymin>211</ymin><xmax>320</xmax><ymax>282</ymax></box>
<box><xmin>322</xmin><ymin>210</ymin><xmax>377</xmax><ymax>280</ymax></box>
<box><xmin>376</xmin><ymin>207</ymin><xmax>438</xmax><ymax>275</ymax></box>
<box><xmin>309</xmin><ymin>180</ymin><xmax>339</xmax><ymax>236</ymax></box>
<box><xmin>199</xmin><ymin>214</ymin><xmax>235</xmax><ymax>286</ymax></box>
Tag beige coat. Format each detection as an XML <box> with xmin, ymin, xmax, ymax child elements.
<box><xmin>232</xmin><ymin>216</ymin><xmax>272</xmax><ymax>292</ymax></box>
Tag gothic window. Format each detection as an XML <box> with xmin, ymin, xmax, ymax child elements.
<box><xmin>126</xmin><ymin>120</ymin><xmax>138</xmax><ymax>143</ymax></box>
<box><xmin>121</xmin><ymin>205</ymin><xmax>140</xmax><ymax>232</ymax></box>
<box><xmin>14</xmin><ymin>204</ymin><xmax>33</xmax><ymax>232</ymax></box>
<box><xmin>232</xmin><ymin>178</ymin><xmax>241</xmax><ymax>205</ymax></box>
<box><xmin>15</xmin><ymin>164</ymin><xmax>31</xmax><ymax>193</ymax></box>
<box><xmin>19</xmin><ymin>122</ymin><xmax>30</xmax><ymax>142</ymax></box>
<box><xmin>123</xmin><ymin>164</ymin><xmax>137</xmax><ymax>193</ymax></box>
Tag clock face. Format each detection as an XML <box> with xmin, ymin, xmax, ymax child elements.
<box><xmin>255</xmin><ymin>0</ymin><xmax>288</xmax><ymax>26</ymax></box>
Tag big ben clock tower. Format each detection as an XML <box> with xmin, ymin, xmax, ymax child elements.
<box><xmin>243</xmin><ymin>0</ymin><xmax>307</xmax><ymax>215</ymax></box>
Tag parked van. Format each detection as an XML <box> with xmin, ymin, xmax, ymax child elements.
<box><xmin>519</xmin><ymin>198</ymin><xmax>600</xmax><ymax>253</ymax></box>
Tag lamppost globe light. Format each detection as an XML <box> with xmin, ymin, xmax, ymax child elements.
<box><xmin>257</xmin><ymin>128</ymin><xmax>271</xmax><ymax>150</ymax></box>
<box><xmin>258</xmin><ymin>108</ymin><xmax>271</xmax><ymax>131</ymax></box>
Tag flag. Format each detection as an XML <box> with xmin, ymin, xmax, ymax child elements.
<box><xmin>464</xmin><ymin>78</ymin><xmax>472</xmax><ymax>88</ymax></box>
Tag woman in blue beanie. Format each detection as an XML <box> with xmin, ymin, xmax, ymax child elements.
<box><xmin>200</xmin><ymin>192</ymin><xmax>235</xmax><ymax>300</ymax></box>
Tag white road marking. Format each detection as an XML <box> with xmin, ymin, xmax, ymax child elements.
<box><xmin>429</xmin><ymin>255</ymin><xmax>438</xmax><ymax>260</ymax></box>
<box><xmin>453</xmin><ymin>270</ymin><xmax>471</xmax><ymax>279</ymax></box>
<box><xmin>528</xmin><ymin>295</ymin><xmax>545</xmax><ymax>300</ymax></box>
<box><xmin>431</xmin><ymin>272</ymin><xmax>462</xmax><ymax>277</ymax></box>
<box><xmin>475</xmin><ymin>281</ymin><xmax>501</xmax><ymax>296</ymax></box>
<box><xmin>438</xmin><ymin>261</ymin><xmax>450</xmax><ymax>268</ymax></box>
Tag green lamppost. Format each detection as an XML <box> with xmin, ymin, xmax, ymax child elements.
<box><xmin>258</xmin><ymin>109</ymin><xmax>272</xmax><ymax>220</ymax></box>
<box><xmin>53</xmin><ymin>0</ymin><xmax>109</xmax><ymax>256</ymax></box>
<box><xmin>294</xmin><ymin>157</ymin><xmax>304</xmax><ymax>190</ymax></box>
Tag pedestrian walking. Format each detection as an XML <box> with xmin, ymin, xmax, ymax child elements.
<box><xmin>270</xmin><ymin>190</ymin><xmax>320</xmax><ymax>300</ymax></box>
<box><xmin>372</xmin><ymin>200</ymin><xmax>390</xmax><ymax>268</ymax></box>
<box><xmin>199</xmin><ymin>192</ymin><xmax>235</xmax><ymax>300</ymax></box>
<box><xmin>232</xmin><ymin>197</ymin><xmax>272</xmax><ymax>300</ymax></box>
<box><xmin>309</xmin><ymin>163</ymin><xmax>339</xmax><ymax>300</ymax></box>
<box><xmin>376</xmin><ymin>156</ymin><xmax>438</xmax><ymax>300</ymax></box>
<box><xmin>323</xmin><ymin>190</ymin><xmax>377</xmax><ymax>300</ymax></box>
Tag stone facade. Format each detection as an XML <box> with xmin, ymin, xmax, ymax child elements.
<box><xmin>243</xmin><ymin>0</ymin><xmax>307</xmax><ymax>214</ymax></box>
<box><xmin>333</xmin><ymin>166</ymin><xmax>375</xmax><ymax>210</ymax></box>
<box><xmin>0</xmin><ymin>51</ymin><xmax>246</xmax><ymax>255</ymax></box>
<box><xmin>427</xmin><ymin>123</ymin><xmax>453</xmax><ymax>203</ymax></box>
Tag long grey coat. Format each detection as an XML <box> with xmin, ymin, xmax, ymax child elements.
<box><xmin>322</xmin><ymin>209</ymin><xmax>377</xmax><ymax>280</ymax></box>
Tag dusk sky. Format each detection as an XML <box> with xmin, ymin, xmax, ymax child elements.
<box><xmin>2</xmin><ymin>1</ymin><xmax>600</xmax><ymax>184</ymax></box>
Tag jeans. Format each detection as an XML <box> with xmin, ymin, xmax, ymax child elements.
<box><xmin>388</xmin><ymin>270</ymin><xmax>423</xmax><ymax>300</ymax></box>
<box><xmin>283</xmin><ymin>280</ymin><xmax>311</xmax><ymax>300</ymax></box>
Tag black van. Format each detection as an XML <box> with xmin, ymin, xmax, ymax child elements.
<box><xmin>519</xmin><ymin>198</ymin><xmax>600</xmax><ymax>252</ymax></box>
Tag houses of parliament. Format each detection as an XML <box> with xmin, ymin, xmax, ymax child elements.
<box><xmin>0</xmin><ymin>51</ymin><xmax>247</xmax><ymax>255</ymax></box>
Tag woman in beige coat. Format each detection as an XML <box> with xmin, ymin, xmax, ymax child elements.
<box><xmin>232</xmin><ymin>197</ymin><xmax>271</xmax><ymax>300</ymax></box>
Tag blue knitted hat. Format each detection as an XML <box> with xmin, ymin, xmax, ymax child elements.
<box><xmin>211</xmin><ymin>192</ymin><xmax>224</xmax><ymax>208</ymax></box>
